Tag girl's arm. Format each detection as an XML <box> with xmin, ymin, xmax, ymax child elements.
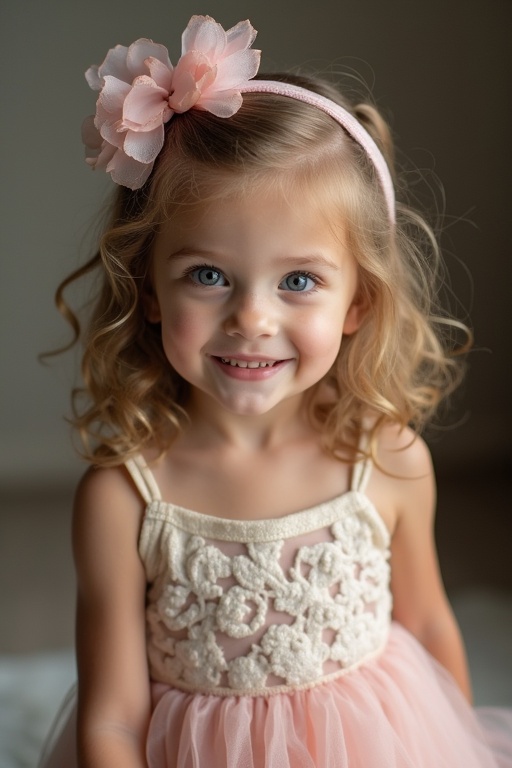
<box><xmin>376</xmin><ymin>427</ymin><xmax>473</xmax><ymax>702</ymax></box>
<box><xmin>72</xmin><ymin>465</ymin><xmax>151</xmax><ymax>768</ymax></box>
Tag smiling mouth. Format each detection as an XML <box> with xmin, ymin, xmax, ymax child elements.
<box><xmin>218</xmin><ymin>357</ymin><xmax>280</xmax><ymax>369</ymax></box>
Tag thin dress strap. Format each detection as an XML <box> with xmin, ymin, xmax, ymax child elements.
<box><xmin>125</xmin><ymin>454</ymin><xmax>162</xmax><ymax>505</ymax></box>
<box><xmin>350</xmin><ymin>432</ymin><xmax>373</xmax><ymax>494</ymax></box>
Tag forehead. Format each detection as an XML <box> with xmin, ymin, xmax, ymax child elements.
<box><xmin>158</xmin><ymin>181</ymin><xmax>348</xmax><ymax>254</ymax></box>
<box><xmin>160</xmin><ymin>174</ymin><xmax>345</xmax><ymax>239</ymax></box>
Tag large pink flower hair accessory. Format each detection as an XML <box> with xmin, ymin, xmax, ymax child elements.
<box><xmin>82</xmin><ymin>15</ymin><xmax>261</xmax><ymax>190</ymax></box>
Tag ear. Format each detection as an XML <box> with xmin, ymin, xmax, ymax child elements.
<box><xmin>342</xmin><ymin>292</ymin><xmax>368</xmax><ymax>336</ymax></box>
<box><xmin>142</xmin><ymin>282</ymin><xmax>161</xmax><ymax>323</ymax></box>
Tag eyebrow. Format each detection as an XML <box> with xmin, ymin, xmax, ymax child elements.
<box><xmin>168</xmin><ymin>248</ymin><xmax>341</xmax><ymax>271</ymax></box>
<box><xmin>282</xmin><ymin>254</ymin><xmax>341</xmax><ymax>271</ymax></box>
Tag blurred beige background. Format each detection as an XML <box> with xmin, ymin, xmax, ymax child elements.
<box><xmin>1</xmin><ymin>0</ymin><xmax>511</xmax><ymax>658</ymax></box>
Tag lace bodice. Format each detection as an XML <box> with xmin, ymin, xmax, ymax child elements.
<box><xmin>129</xmin><ymin>456</ymin><xmax>392</xmax><ymax>697</ymax></box>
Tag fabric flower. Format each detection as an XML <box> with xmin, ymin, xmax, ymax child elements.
<box><xmin>82</xmin><ymin>15</ymin><xmax>261</xmax><ymax>189</ymax></box>
<box><xmin>217</xmin><ymin>586</ymin><xmax>269</xmax><ymax>638</ymax></box>
<box><xmin>260</xmin><ymin>624</ymin><xmax>328</xmax><ymax>685</ymax></box>
<box><xmin>227</xmin><ymin>654</ymin><xmax>269</xmax><ymax>690</ymax></box>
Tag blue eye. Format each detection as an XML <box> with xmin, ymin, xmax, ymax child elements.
<box><xmin>280</xmin><ymin>272</ymin><xmax>317</xmax><ymax>292</ymax></box>
<box><xmin>190</xmin><ymin>266</ymin><xmax>227</xmax><ymax>286</ymax></box>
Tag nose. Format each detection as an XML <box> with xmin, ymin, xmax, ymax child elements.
<box><xmin>223</xmin><ymin>290</ymin><xmax>279</xmax><ymax>339</ymax></box>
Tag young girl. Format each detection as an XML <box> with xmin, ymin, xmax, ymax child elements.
<box><xmin>40</xmin><ymin>14</ymin><xmax>512</xmax><ymax>768</ymax></box>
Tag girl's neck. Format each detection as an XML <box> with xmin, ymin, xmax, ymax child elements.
<box><xmin>149</xmin><ymin>389</ymin><xmax>351</xmax><ymax>521</ymax></box>
<box><xmin>182</xmin><ymin>390</ymin><xmax>311</xmax><ymax>453</ymax></box>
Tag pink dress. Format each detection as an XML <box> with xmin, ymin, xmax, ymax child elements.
<box><xmin>40</xmin><ymin>454</ymin><xmax>512</xmax><ymax>767</ymax></box>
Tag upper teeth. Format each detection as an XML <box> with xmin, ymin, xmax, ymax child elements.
<box><xmin>221</xmin><ymin>358</ymin><xmax>276</xmax><ymax>368</ymax></box>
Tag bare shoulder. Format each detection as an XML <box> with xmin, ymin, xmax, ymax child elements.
<box><xmin>367</xmin><ymin>424</ymin><xmax>435</xmax><ymax>532</ymax></box>
<box><xmin>75</xmin><ymin>461</ymin><xmax>142</xmax><ymax>506</ymax></box>
<box><xmin>72</xmin><ymin>464</ymin><xmax>145</xmax><ymax>589</ymax></box>
<box><xmin>73</xmin><ymin>462</ymin><xmax>143</xmax><ymax>525</ymax></box>
<box><xmin>374</xmin><ymin>423</ymin><xmax>433</xmax><ymax>479</ymax></box>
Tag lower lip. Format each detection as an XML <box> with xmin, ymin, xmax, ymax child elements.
<box><xmin>211</xmin><ymin>357</ymin><xmax>289</xmax><ymax>381</ymax></box>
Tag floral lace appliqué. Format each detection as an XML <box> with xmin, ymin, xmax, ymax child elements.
<box><xmin>144</xmin><ymin>501</ymin><xmax>391</xmax><ymax>693</ymax></box>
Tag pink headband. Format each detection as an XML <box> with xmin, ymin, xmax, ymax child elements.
<box><xmin>240</xmin><ymin>80</ymin><xmax>395</xmax><ymax>224</ymax></box>
<box><xmin>82</xmin><ymin>14</ymin><xmax>395</xmax><ymax>224</ymax></box>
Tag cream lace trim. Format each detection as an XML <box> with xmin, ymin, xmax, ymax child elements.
<box><xmin>141</xmin><ymin>491</ymin><xmax>390</xmax><ymax>546</ymax></box>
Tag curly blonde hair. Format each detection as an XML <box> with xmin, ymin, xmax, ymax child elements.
<box><xmin>56</xmin><ymin>72</ymin><xmax>470</xmax><ymax>466</ymax></box>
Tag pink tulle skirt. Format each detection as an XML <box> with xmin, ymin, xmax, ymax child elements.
<box><xmin>40</xmin><ymin>623</ymin><xmax>512</xmax><ymax>768</ymax></box>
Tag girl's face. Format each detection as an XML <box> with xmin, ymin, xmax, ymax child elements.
<box><xmin>147</xmin><ymin>187</ymin><xmax>365</xmax><ymax>419</ymax></box>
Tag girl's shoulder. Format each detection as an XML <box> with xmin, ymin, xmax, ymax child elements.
<box><xmin>74</xmin><ymin>461</ymin><xmax>141</xmax><ymax>507</ymax></box>
<box><xmin>373</xmin><ymin>423</ymin><xmax>433</xmax><ymax>479</ymax></box>
<box><xmin>72</xmin><ymin>463</ymin><xmax>147</xmax><ymax>597</ymax></box>
<box><xmin>73</xmin><ymin>463</ymin><xmax>145</xmax><ymax>548</ymax></box>
<box><xmin>366</xmin><ymin>424</ymin><xmax>435</xmax><ymax>534</ymax></box>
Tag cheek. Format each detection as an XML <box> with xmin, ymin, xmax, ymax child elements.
<box><xmin>295</xmin><ymin>310</ymin><xmax>345</xmax><ymax>363</ymax></box>
<box><xmin>159</xmin><ymin>303</ymin><xmax>207</xmax><ymax>364</ymax></box>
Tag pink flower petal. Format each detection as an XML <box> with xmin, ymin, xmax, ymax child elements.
<box><xmin>95</xmin><ymin>103</ymin><xmax>125</xmax><ymax>148</ymax></box>
<box><xmin>212</xmin><ymin>49</ymin><xmax>261</xmax><ymax>91</ymax></box>
<box><xmin>169</xmin><ymin>51</ymin><xmax>216</xmax><ymax>112</ymax></box>
<box><xmin>182</xmin><ymin>15</ymin><xmax>226</xmax><ymax>60</ymax></box>
<box><xmin>125</xmin><ymin>38</ymin><xmax>172</xmax><ymax>78</ymax></box>
<box><xmin>147</xmin><ymin>57</ymin><xmax>174</xmax><ymax>91</ymax></box>
<box><xmin>94</xmin><ymin>101</ymin><xmax>112</xmax><ymax>129</ymax></box>
<box><xmin>177</xmin><ymin>17</ymin><xmax>260</xmax><ymax>116</ymax></box>
<box><xmin>172</xmin><ymin>50</ymin><xmax>211</xmax><ymax>81</ymax></box>
<box><xmin>85</xmin><ymin>65</ymin><xmax>102</xmax><ymax>91</ymax></box>
<box><xmin>99</xmin><ymin>76</ymin><xmax>131</xmax><ymax>115</ymax></box>
<box><xmin>107</xmin><ymin>149</ymin><xmax>153</xmax><ymax>189</ymax></box>
<box><xmin>100</xmin><ymin>117</ymin><xmax>125</xmax><ymax>148</ymax></box>
<box><xmin>198</xmin><ymin>90</ymin><xmax>243</xmax><ymax>118</ymax></box>
<box><xmin>223</xmin><ymin>20</ymin><xmax>257</xmax><ymax>57</ymax></box>
<box><xmin>98</xmin><ymin>44</ymin><xmax>131</xmax><ymax>83</ymax></box>
<box><xmin>88</xmin><ymin>141</ymin><xmax>117</xmax><ymax>170</ymax></box>
<box><xmin>122</xmin><ymin>78</ymin><xmax>172</xmax><ymax>131</ymax></box>
<box><xmin>123</xmin><ymin>125</ymin><xmax>165</xmax><ymax>163</ymax></box>
<box><xmin>168</xmin><ymin>72</ymin><xmax>200</xmax><ymax>112</ymax></box>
